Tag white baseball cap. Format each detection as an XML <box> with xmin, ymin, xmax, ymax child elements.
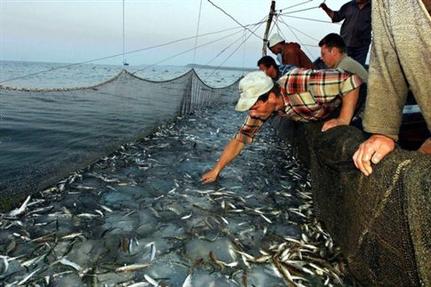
<box><xmin>268</xmin><ymin>33</ymin><xmax>285</xmax><ymax>48</ymax></box>
<box><xmin>235</xmin><ymin>71</ymin><xmax>274</xmax><ymax>112</ymax></box>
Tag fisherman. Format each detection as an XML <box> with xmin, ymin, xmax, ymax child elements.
<box><xmin>267</xmin><ymin>33</ymin><xmax>313</xmax><ymax>69</ymax></box>
<box><xmin>257</xmin><ymin>56</ymin><xmax>283</xmax><ymax>81</ymax></box>
<box><xmin>353</xmin><ymin>0</ymin><xmax>431</xmax><ymax>176</ymax></box>
<box><xmin>319</xmin><ymin>33</ymin><xmax>368</xmax><ymax>123</ymax></box>
<box><xmin>319</xmin><ymin>33</ymin><xmax>367</xmax><ymax>83</ymax></box>
<box><xmin>201</xmin><ymin>70</ymin><xmax>363</xmax><ymax>183</ymax></box>
<box><xmin>320</xmin><ymin>0</ymin><xmax>371</xmax><ymax>66</ymax></box>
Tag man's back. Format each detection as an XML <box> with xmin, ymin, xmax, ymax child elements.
<box><xmin>336</xmin><ymin>55</ymin><xmax>368</xmax><ymax>83</ymax></box>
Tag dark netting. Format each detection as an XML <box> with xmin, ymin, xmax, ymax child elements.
<box><xmin>272</xmin><ymin>117</ymin><xmax>431</xmax><ymax>286</ymax></box>
<box><xmin>0</xmin><ymin>69</ymin><xmax>239</xmax><ymax>210</ymax></box>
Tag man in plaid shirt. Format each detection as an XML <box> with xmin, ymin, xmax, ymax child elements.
<box><xmin>202</xmin><ymin>69</ymin><xmax>363</xmax><ymax>183</ymax></box>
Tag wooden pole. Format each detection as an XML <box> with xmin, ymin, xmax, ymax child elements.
<box><xmin>262</xmin><ymin>0</ymin><xmax>276</xmax><ymax>56</ymax></box>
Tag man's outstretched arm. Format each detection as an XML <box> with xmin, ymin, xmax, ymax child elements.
<box><xmin>353</xmin><ymin>1</ymin><xmax>408</xmax><ymax>176</ymax></box>
<box><xmin>201</xmin><ymin>138</ymin><xmax>245</xmax><ymax>184</ymax></box>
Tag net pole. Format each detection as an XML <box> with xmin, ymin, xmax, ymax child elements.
<box><xmin>262</xmin><ymin>0</ymin><xmax>276</xmax><ymax>56</ymax></box>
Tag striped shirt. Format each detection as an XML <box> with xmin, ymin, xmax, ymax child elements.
<box><xmin>235</xmin><ymin>68</ymin><xmax>363</xmax><ymax>144</ymax></box>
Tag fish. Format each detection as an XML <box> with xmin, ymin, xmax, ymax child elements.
<box><xmin>181</xmin><ymin>212</ymin><xmax>192</xmax><ymax>220</ymax></box>
<box><xmin>144</xmin><ymin>274</ymin><xmax>159</xmax><ymax>286</ymax></box>
<box><xmin>182</xmin><ymin>274</ymin><xmax>192</xmax><ymax>287</ymax></box>
<box><xmin>115</xmin><ymin>263</ymin><xmax>151</xmax><ymax>272</ymax></box>
<box><xmin>16</xmin><ymin>268</ymin><xmax>41</xmax><ymax>285</ymax></box>
<box><xmin>61</xmin><ymin>232</ymin><xmax>84</xmax><ymax>240</ymax></box>
<box><xmin>259</xmin><ymin>214</ymin><xmax>272</xmax><ymax>224</ymax></box>
<box><xmin>127</xmin><ymin>283</ymin><xmax>151</xmax><ymax>287</ymax></box>
<box><xmin>8</xmin><ymin>195</ymin><xmax>31</xmax><ymax>217</ymax></box>
<box><xmin>145</xmin><ymin>242</ymin><xmax>156</xmax><ymax>261</ymax></box>
<box><xmin>0</xmin><ymin>255</ymin><xmax>9</xmax><ymax>274</ymax></box>
<box><xmin>77</xmin><ymin>213</ymin><xmax>100</xmax><ymax>219</ymax></box>
<box><xmin>57</xmin><ymin>257</ymin><xmax>82</xmax><ymax>271</ymax></box>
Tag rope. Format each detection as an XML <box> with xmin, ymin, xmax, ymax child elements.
<box><xmin>122</xmin><ymin>0</ymin><xmax>126</xmax><ymax>65</ymax></box>
<box><xmin>205</xmin><ymin>19</ymin><xmax>265</xmax><ymax>66</ymax></box>
<box><xmin>192</xmin><ymin>0</ymin><xmax>204</xmax><ymax>64</ymax></box>
<box><xmin>205</xmin><ymin>19</ymin><xmax>265</xmax><ymax>79</ymax></box>
<box><xmin>279</xmin><ymin>16</ymin><xmax>320</xmax><ymax>42</ymax></box>
<box><xmin>274</xmin><ymin>17</ymin><xmax>284</xmax><ymax>35</ymax></box>
<box><xmin>269</xmin><ymin>13</ymin><xmax>278</xmax><ymax>35</ymax></box>
<box><xmin>241</xmin><ymin>29</ymin><xmax>246</xmax><ymax>74</ymax></box>
<box><xmin>278</xmin><ymin>0</ymin><xmax>314</xmax><ymax>12</ymax></box>
<box><xmin>207</xmin><ymin>0</ymin><xmax>263</xmax><ymax>40</ymax></box>
<box><xmin>205</xmin><ymin>30</ymin><xmax>245</xmax><ymax>66</ymax></box>
<box><xmin>278</xmin><ymin>17</ymin><xmax>315</xmax><ymax>58</ymax></box>
<box><xmin>132</xmin><ymin>29</ymin><xmax>246</xmax><ymax>75</ymax></box>
<box><xmin>279</xmin><ymin>6</ymin><xmax>320</xmax><ymax>16</ymax></box>
<box><xmin>282</xmin><ymin>14</ymin><xmax>334</xmax><ymax>24</ymax></box>
<box><xmin>0</xmin><ymin>22</ymin><xmax>264</xmax><ymax>85</ymax></box>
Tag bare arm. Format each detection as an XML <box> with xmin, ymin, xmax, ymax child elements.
<box><xmin>201</xmin><ymin>138</ymin><xmax>245</xmax><ymax>184</ymax></box>
<box><xmin>282</xmin><ymin>44</ymin><xmax>313</xmax><ymax>69</ymax></box>
<box><xmin>353</xmin><ymin>1</ymin><xmax>409</xmax><ymax>176</ymax></box>
<box><xmin>321</xmin><ymin>87</ymin><xmax>359</xmax><ymax>132</ymax></box>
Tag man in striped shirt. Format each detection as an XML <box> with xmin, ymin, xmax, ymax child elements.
<box><xmin>201</xmin><ymin>69</ymin><xmax>363</xmax><ymax>183</ymax></box>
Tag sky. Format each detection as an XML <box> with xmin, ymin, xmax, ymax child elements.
<box><xmin>0</xmin><ymin>0</ymin><xmax>345</xmax><ymax>68</ymax></box>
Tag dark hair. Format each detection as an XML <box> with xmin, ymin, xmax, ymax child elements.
<box><xmin>257</xmin><ymin>56</ymin><xmax>278</xmax><ymax>70</ymax></box>
<box><xmin>318</xmin><ymin>33</ymin><xmax>346</xmax><ymax>53</ymax></box>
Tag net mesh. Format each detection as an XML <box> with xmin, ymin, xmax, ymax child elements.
<box><xmin>0</xmin><ymin>69</ymin><xmax>239</xmax><ymax>209</ymax></box>
<box><xmin>273</xmin><ymin>118</ymin><xmax>431</xmax><ymax>286</ymax></box>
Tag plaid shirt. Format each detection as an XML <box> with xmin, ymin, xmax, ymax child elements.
<box><xmin>235</xmin><ymin>68</ymin><xmax>362</xmax><ymax>144</ymax></box>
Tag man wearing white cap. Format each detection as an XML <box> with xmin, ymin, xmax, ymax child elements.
<box><xmin>201</xmin><ymin>69</ymin><xmax>363</xmax><ymax>183</ymax></box>
<box><xmin>267</xmin><ymin>33</ymin><xmax>313</xmax><ymax>70</ymax></box>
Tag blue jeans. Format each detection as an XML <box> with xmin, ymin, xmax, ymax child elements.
<box><xmin>347</xmin><ymin>45</ymin><xmax>370</xmax><ymax>66</ymax></box>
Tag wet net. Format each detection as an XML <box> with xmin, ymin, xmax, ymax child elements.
<box><xmin>0</xmin><ymin>69</ymin><xmax>239</xmax><ymax>209</ymax></box>
<box><xmin>274</xmin><ymin>118</ymin><xmax>431</xmax><ymax>286</ymax></box>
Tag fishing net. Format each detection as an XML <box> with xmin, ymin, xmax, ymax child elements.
<box><xmin>273</xmin><ymin>118</ymin><xmax>431</xmax><ymax>286</ymax></box>
<box><xmin>0</xmin><ymin>69</ymin><xmax>239</xmax><ymax>210</ymax></box>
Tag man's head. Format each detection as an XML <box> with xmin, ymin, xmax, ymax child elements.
<box><xmin>235</xmin><ymin>71</ymin><xmax>281</xmax><ymax>119</ymax></box>
<box><xmin>319</xmin><ymin>33</ymin><xmax>346</xmax><ymax>68</ymax></box>
<box><xmin>267</xmin><ymin>33</ymin><xmax>285</xmax><ymax>54</ymax></box>
<box><xmin>257</xmin><ymin>56</ymin><xmax>279</xmax><ymax>79</ymax></box>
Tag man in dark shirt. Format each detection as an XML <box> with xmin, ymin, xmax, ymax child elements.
<box><xmin>320</xmin><ymin>0</ymin><xmax>371</xmax><ymax>66</ymax></box>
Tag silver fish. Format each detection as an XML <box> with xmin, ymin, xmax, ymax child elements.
<box><xmin>115</xmin><ymin>263</ymin><xmax>151</xmax><ymax>272</ymax></box>
<box><xmin>9</xmin><ymin>196</ymin><xmax>31</xmax><ymax>217</ymax></box>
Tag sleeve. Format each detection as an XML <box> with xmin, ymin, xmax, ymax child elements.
<box><xmin>362</xmin><ymin>1</ymin><xmax>409</xmax><ymax>140</ymax></box>
<box><xmin>332</xmin><ymin>3</ymin><xmax>348</xmax><ymax>23</ymax></box>
<box><xmin>233</xmin><ymin>114</ymin><xmax>266</xmax><ymax>144</ymax></box>
<box><xmin>340</xmin><ymin>74</ymin><xmax>363</xmax><ymax>95</ymax></box>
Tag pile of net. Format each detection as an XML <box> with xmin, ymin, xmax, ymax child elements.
<box><xmin>274</xmin><ymin>118</ymin><xmax>431</xmax><ymax>286</ymax></box>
